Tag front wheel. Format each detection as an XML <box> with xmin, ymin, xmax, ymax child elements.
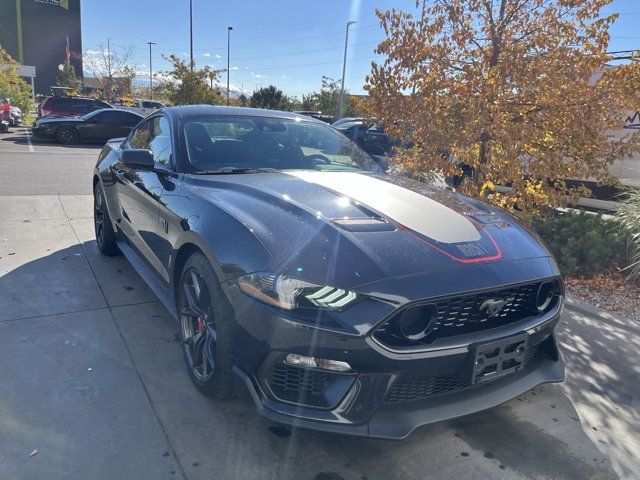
<box><xmin>94</xmin><ymin>183</ymin><xmax>119</xmax><ymax>256</ymax></box>
<box><xmin>56</xmin><ymin>126</ymin><xmax>78</xmax><ymax>144</ymax></box>
<box><xmin>178</xmin><ymin>252</ymin><xmax>235</xmax><ymax>399</ymax></box>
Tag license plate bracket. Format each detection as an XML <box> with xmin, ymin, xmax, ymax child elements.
<box><xmin>471</xmin><ymin>333</ymin><xmax>529</xmax><ymax>385</ymax></box>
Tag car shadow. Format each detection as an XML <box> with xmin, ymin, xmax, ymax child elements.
<box><xmin>0</xmin><ymin>128</ymin><xmax>104</xmax><ymax>148</ymax></box>
<box><xmin>0</xmin><ymin>242</ymin><xmax>624</xmax><ymax>480</ymax></box>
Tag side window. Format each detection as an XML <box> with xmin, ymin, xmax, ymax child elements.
<box><xmin>122</xmin><ymin>112</ymin><xmax>143</xmax><ymax>126</ymax></box>
<box><xmin>148</xmin><ymin>117</ymin><xmax>172</xmax><ymax>166</ymax></box>
<box><xmin>93</xmin><ymin>111</ymin><xmax>118</xmax><ymax>122</ymax></box>
<box><xmin>128</xmin><ymin>116</ymin><xmax>172</xmax><ymax>166</ymax></box>
<box><xmin>129</xmin><ymin>119</ymin><xmax>152</xmax><ymax>149</ymax></box>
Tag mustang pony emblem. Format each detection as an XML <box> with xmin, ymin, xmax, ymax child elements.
<box><xmin>479</xmin><ymin>298</ymin><xmax>512</xmax><ymax>317</ymax></box>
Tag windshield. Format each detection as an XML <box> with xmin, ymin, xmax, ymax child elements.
<box><xmin>182</xmin><ymin>115</ymin><xmax>382</xmax><ymax>173</ymax></box>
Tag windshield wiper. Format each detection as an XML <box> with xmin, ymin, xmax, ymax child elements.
<box><xmin>191</xmin><ymin>167</ymin><xmax>280</xmax><ymax>175</ymax></box>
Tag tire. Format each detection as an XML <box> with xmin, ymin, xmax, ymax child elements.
<box><xmin>93</xmin><ymin>183</ymin><xmax>120</xmax><ymax>256</ymax></box>
<box><xmin>56</xmin><ymin>126</ymin><xmax>78</xmax><ymax>144</ymax></box>
<box><xmin>178</xmin><ymin>252</ymin><xmax>235</xmax><ymax>399</ymax></box>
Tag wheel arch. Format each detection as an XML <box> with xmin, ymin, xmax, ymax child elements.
<box><xmin>171</xmin><ymin>239</ymin><xmax>236</xmax><ymax>321</ymax></box>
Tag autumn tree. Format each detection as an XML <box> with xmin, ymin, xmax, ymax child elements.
<box><xmin>160</xmin><ymin>55</ymin><xmax>224</xmax><ymax>105</ymax></box>
<box><xmin>0</xmin><ymin>49</ymin><xmax>33</xmax><ymax>114</ymax></box>
<box><xmin>365</xmin><ymin>0</ymin><xmax>640</xmax><ymax>213</ymax></box>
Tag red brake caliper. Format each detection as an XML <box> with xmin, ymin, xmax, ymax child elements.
<box><xmin>197</xmin><ymin>317</ymin><xmax>204</xmax><ymax>333</ymax></box>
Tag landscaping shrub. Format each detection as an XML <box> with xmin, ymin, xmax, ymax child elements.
<box><xmin>616</xmin><ymin>189</ymin><xmax>640</xmax><ymax>281</ymax></box>
<box><xmin>532</xmin><ymin>210</ymin><xmax>633</xmax><ymax>277</ymax></box>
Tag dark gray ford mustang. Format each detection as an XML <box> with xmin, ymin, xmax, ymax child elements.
<box><xmin>93</xmin><ymin>105</ymin><xmax>564</xmax><ymax>439</ymax></box>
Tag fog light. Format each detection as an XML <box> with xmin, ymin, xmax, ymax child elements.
<box><xmin>285</xmin><ymin>354</ymin><xmax>351</xmax><ymax>372</ymax></box>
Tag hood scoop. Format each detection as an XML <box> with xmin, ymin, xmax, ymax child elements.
<box><xmin>331</xmin><ymin>217</ymin><xmax>396</xmax><ymax>233</ymax></box>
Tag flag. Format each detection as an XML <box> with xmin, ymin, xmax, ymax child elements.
<box><xmin>65</xmin><ymin>36</ymin><xmax>70</xmax><ymax>63</ymax></box>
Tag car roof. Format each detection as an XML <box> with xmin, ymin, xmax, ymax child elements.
<box><xmin>162</xmin><ymin>105</ymin><xmax>323</xmax><ymax>123</ymax></box>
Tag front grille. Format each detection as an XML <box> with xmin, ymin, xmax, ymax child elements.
<box><xmin>374</xmin><ymin>281</ymin><xmax>559</xmax><ymax>348</ymax></box>
<box><xmin>385</xmin><ymin>344</ymin><xmax>542</xmax><ymax>404</ymax></box>
<box><xmin>269</xmin><ymin>363</ymin><xmax>330</xmax><ymax>395</ymax></box>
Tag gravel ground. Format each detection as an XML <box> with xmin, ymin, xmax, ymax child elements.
<box><xmin>566</xmin><ymin>275</ymin><xmax>640</xmax><ymax>321</ymax></box>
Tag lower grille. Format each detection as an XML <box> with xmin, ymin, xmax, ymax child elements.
<box><xmin>267</xmin><ymin>362</ymin><xmax>355</xmax><ymax>409</ymax></box>
<box><xmin>384</xmin><ymin>344</ymin><xmax>542</xmax><ymax>404</ymax></box>
<box><xmin>270</xmin><ymin>363</ymin><xmax>329</xmax><ymax>395</ymax></box>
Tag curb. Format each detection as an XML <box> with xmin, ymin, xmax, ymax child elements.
<box><xmin>565</xmin><ymin>296</ymin><xmax>640</xmax><ymax>334</ymax></box>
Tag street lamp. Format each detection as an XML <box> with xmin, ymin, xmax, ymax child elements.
<box><xmin>338</xmin><ymin>20</ymin><xmax>357</xmax><ymax>119</ymax></box>
<box><xmin>227</xmin><ymin>26</ymin><xmax>233</xmax><ymax>105</ymax></box>
<box><xmin>189</xmin><ymin>0</ymin><xmax>194</xmax><ymax>70</ymax></box>
<box><xmin>147</xmin><ymin>41</ymin><xmax>156</xmax><ymax>100</ymax></box>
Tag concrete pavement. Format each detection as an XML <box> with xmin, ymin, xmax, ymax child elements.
<box><xmin>0</xmin><ymin>132</ymin><xmax>638</xmax><ymax>479</ymax></box>
<box><xmin>0</xmin><ymin>128</ymin><xmax>100</xmax><ymax>195</ymax></box>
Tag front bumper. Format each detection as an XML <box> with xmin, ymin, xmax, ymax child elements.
<box><xmin>226</xmin><ymin>281</ymin><xmax>565</xmax><ymax>439</ymax></box>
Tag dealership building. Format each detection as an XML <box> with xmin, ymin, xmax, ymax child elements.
<box><xmin>0</xmin><ymin>0</ymin><xmax>82</xmax><ymax>95</ymax></box>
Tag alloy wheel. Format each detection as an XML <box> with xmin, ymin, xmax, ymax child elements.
<box><xmin>94</xmin><ymin>188</ymin><xmax>105</xmax><ymax>247</ymax></box>
<box><xmin>180</xmin><ymin>268</ymin><xmax>216</xmax><ymax>382</ymax></box>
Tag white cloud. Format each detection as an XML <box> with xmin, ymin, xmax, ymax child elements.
<box><xmin>250</xmin><ymin>72</ymin><xmax>268</xmax><ymax>79</ymax></box>
<box><xmin>214</xmin><ymin>54</ymin><xmax>222</xmax><ymax>59</ymax></box>
<box><xmin>281</xmin><ymin>74</ymin><xmax>290</xmax><ymax>79</ymax></box>
<box><xmin>202</xmin><ymin>53</ymin><xmax>211</xmax><ymax>57</ymax></box>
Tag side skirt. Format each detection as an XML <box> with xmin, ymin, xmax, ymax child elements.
<box><xmin>116</xmin><ymin>240</ymin><xmax>178</xmax><ymax>321</ymax></box>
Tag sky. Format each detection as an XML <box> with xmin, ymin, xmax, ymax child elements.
<box><xmin>81</xmin><ymin>0</ymin><xmax>640</xmax><ymax>99</ymax></box>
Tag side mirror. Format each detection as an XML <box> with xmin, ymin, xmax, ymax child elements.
<box><xmin>373</xmin><ymin>155</ymin><xmax>389</xmax><ymax>171</ymax></box>
<box><xmin>121</xmin><ymin>148</ymin><xmax>154</xmax><ymax>168</ymax></box>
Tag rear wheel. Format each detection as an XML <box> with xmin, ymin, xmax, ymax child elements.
<box><xmin>93</xmin><ymin>183</ymin><xmax>119</xmax><ymax>256</ymax></box>
<box><xmin>56</xmin><ymin>126</ymin><xmax>78</xmax><ymax>144</ymax></box>
<box><xmin>178</xmin><ymin>252</ymin><xmax>235</xmax><ymax>399</ymax></box>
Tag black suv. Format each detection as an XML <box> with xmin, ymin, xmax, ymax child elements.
<box><xmin>38</xmin><ymin>96</ymin><xmax>113</xmax><ymax>118</ymax></box>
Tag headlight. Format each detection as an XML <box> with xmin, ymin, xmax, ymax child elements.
<box><xmin>238</xmin><ymin>272</ymin><xmax>359</xmax><ymax>311</ymax></box>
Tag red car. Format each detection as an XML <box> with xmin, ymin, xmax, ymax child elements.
<box><xmin>1</xmin><ymin>98</ymin><xmax>10</xmax><ymax>133</ymax></box>
<box><xmin>38</xmin><ymin>96</ymin><xmax>113</xmax><ymax>118</ymax></box>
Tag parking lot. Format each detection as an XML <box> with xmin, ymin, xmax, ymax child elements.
<box><xmin>0</xmin><ymin>127</ymin><xmax>639</xmax><ymax>480</ymax></box>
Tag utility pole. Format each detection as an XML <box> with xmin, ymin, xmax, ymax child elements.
<box><xmin>227</xmin><ymin>26</ymin><xmax>233</xmax><ymax>105</ymax></box>
<box><xmin>147</xmin><ymin>42</ymin><xmax>156</xmax><ymax>100</ymax></box>
<box><xmin>107</xmin><ymin>38</ymin><xmax>112</xmax><ymax>78</ymax></box>
<box><xmin>189</xmin><ymin>0</ymin><xmax>194</xmax><ymax>70</ymax></box>
<box><xmin>106</xmin><ymin>37</ymin><xmax>112</xmax><ymax>100</ymax></box>
<box><xmin>338</xmin><ymin>21</ymin><xmax>357</xmax><ymax>119</ymax></box>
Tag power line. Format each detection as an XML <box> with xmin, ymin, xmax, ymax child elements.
<box><xmin>106</xmin><ymin>24</ymin><xmax>380</xmax><ymax>55</ymax></box>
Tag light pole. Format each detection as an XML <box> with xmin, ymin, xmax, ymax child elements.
<box><xmin>189</xmin><ymin>0</ymin><xmax>194</xmax><ymax>70</ymax></box>
<box><xmin>338</xmin><ymin>20</ymin><xmax>357</xmax><ymax>119</ymax></box>
<box><xmin>147</xmin><ymin>41</ymin><xmax>156</xmax><ymax>100</ymax></box>
<box><xmin>227</xmin><ymin>26</ymin><xmax>233</xmax><ymax>105</ymax></box>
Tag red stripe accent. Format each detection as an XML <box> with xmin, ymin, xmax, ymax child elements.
<box><xmin>397</xmin><ymin>222</ymin><xmax>503</xmax><ymax>264</ymax></box>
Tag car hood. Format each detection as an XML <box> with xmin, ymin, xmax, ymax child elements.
<box><xmin>185</xmin><ymin>171</ymin><xmax>554</xmax><ymax>289</ymax></box>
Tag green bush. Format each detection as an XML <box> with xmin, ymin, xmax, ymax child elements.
<box><xmin>532</xmin><ymin>210</ymin><xmax>633</xmax><ymax>277</ymax></box>
<box><xmin>616</xmin><ymin>188</ymin><xmax>640</xmax><ymax>281</ymax></box>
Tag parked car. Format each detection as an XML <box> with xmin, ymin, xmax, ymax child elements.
<box><xmin>333</xmin><ymin>119</ymin><xmax>368</xmax><ymax>145</ymax></box>
<box><xmin>37</xmin><ymin>96</ymin><xmax>113</xmax><ymax>118</ymax></box>
<box><xmin>32</xmin><ymin>108</ymin><xmax>143</xmax><ymax>144</ymax></box>
<box><xmin>9</xmin><ymin>106</ymin><xmax>22</xmax><ymax>127</ymax></box>
<box><xmin>92</xmin><ymin>105</ymin><xmax>564</xmax><ymax>439</ymax></box>
<box><xmin>0</xmin><ymin>98</ymin><xmax>10</xmax><ymax>133</ymax></box>
<box><xmin>332</xmin><ymin>117</ymin><xmax>364</xmax><ymax>128</ymax></box>
<box><xmin>362</xmin><ymin>124</ymin><xmax>393</xmax><ymax>155</ymax></box>
<box><xmin>294</xmin><ymin>110</ymin><xmax>333</xmax><ymax>123</ymax></box>
<box><xmin>115</xmin><ymin>99</ymin><xmax>165</xmax><ymax>117</ymax></box>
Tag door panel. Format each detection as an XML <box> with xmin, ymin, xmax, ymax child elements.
<box><xmin>115</xmin><ymin>115</ymin><xmax>175</xmax><ymax>283</ymax></box>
